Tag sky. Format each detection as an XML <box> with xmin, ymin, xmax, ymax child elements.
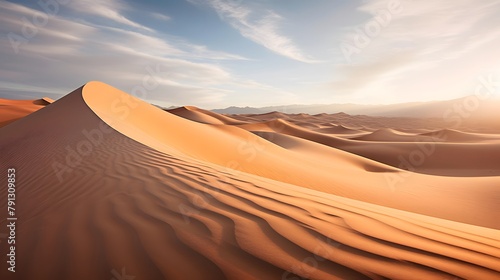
<box><xmin>0</xmin><ymin>0</ymin><xmax>499</xmax><ymax>109</ymax></box>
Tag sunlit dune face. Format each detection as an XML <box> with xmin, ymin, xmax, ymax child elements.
<box><xmin>1</xmin><ymin>82</ymin><xmax>500</xmax><ymax>280</ymax></box>
<box><xmin>1</xmin><ymin>0</ymin><xmax>500</xmax><ymax>278</ymax></box>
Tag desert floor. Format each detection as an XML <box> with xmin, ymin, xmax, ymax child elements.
<box><xmin>1</xmin><ymin>81</ymin><xmax>499</xmax><ymax>280</ymax></box>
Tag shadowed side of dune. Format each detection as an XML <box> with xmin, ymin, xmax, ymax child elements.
<box><xmin>80</xmin><ymin>82</ymin><xmax>500</xmax><ymax>229</ymax></box>
<box><xmin>353</xmin><ymin>128</ymin><xmax>424</xmax><ymax>142</ymax></box>
<box><xmin>1</xmin><ymin>83</ymin><xmax>500</xmax><ymax>280</ymax></box>
<box><xmin>168</xmin><ymin>106</ymin><xmax>247</xmax><ymax>125</ymax></box>
<box><xmin>420</xmin><ymin>129</ymin><xmax>500</xmax><ymax>142</ymax></box>
<box><xmin>314</xmin><ymin>124</ymin><xmax>367</xmax><ymax>135</ymax></box>
<box><xmin>237</xmin><ymin>118</ymin><xmax>500</xmax><ymax>177</ymax></box>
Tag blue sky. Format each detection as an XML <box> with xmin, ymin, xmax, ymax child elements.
<box><xmin>0</xmin><ymin>0</ymin><xmax>499</xmax><ymax>108</ymax></box>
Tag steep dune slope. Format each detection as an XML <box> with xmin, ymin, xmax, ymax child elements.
<box><xmin>80</xmin><ymin>82</ymin><xmax>500</xmax><ymax>228</ymax></box>
<box><xmin>1</xmin><ymin>82</ymin><xmax>499</xmax><ymax>280</ymax></box>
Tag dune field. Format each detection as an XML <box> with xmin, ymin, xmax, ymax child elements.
<box><xmin>1</xmin><ymin>81</ymin><xmax>499</xmax><ymax>280</ymax></box>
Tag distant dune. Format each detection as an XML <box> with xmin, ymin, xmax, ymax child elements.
<box><xmin>0</xmin><ymin>97</ymin><xmax>53</xmax><ymax>127</ymax></box>
<box><xmin>168</xmin><ymin>106</ymin><xmax>246</xmax><ymax>125</ymax></box>
<box><xmin>214</xmin><ymin>96</ymin><xmax>500</xmax><ymax>120</ymax></box>
<box><xmin>1</xmin><ymin>82</ymin><xmax>499</xmax><ymax>280</ymax></box>
<box><xmin>314</xmin><ymin>124</ymin><xmax>366</xmax><ymax>135</ymax></box>
<box><xmin>420</xmin><ymin>129</ymin><xmax>500</xmax><ymax>143</ymax></box>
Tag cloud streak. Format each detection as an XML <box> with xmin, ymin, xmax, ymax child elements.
<box><xmin>2</xmin><ymin>0</ymin><xmax>497</xmax><ymax>107</ymax></box>
<box><xmin>151</xmin><ymin>12</ymin><xmax>171</xmax><ymax>22</ymax></box>
<box><xmin>189</xmin><ymin>0</ymin><xmax>315</xmax><ymax>63</ymax></box>
<box><xmin>0</xmin><ymin>1</ymin><xmax>270</xmax><ymax>107</ymax></box>
<box><xmin>331</xmin><ymin>0</ymin><xmax>500</xmax><ymax>103</ymax></box>
<box><xmin>66</xmin><ymin>0</ymin><xmax>153</xmax><ymax>31</ymax></box>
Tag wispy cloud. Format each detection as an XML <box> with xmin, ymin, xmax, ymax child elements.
<box><xmin>66</xmin><ymin>0</ymin><xmax>153</xmax><ymax>31</ymax></box>
<box><xmin>95</xmin><ymin>26</ymin><xmax>248</xmax><ymax>61</ymax></box>
<box><xmin>331</xmin><ymin>0</ymin><xmax>500</xmax><ymax>103</ymax></box>
<box><xmin>0</xmin><ymin>1</ymin><xmax>258</xmax><ymax>107</ymax></box>
<box><xmin>188</xmin><ymin>0</ymin><xmax>315</xmax><ymax>63</ymax></box>
<box><xmin>151</xmin><ymin>12</ymin><xmax>171</xmax><ymax>22</ymax></box>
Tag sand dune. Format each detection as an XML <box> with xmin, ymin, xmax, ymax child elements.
<box><xmin>1</xmin><ymin>81</ymin><xmax>499</xmax><ymax>280</ymax></box>
<box><xmin>251</xmin><ymin>111</ymin><xmax>289</xmax><ymax>120</ymax></box>
<box><xmin>353</xmin><ymin>128</ymin><xmax>436</xmax><ymax>142</ymax></box>
<box><xmin>0</xmin><ymin>97</ymin><xmax>53</xmax><ymax>127</ymax></box>
<box><xmin>420</xmin><ymin>129</ymin><xmax>500</xmax><ymax>143</ymax></box>
<box><xmin>354</xmin><ymin>128</ymin><xmax>416</xmax><ymax>142</ymax></box>
<box><xmin>234</xmin><ymin>118</ymin><xmax>500</xmax><ymax>177</ymax></box>
<box><xmin>314</xmin><ymin>124</ymin><xmax>368</xmax><ymax>135</ymax></box>
<box><xmin>228</xmin><ymin>110</ymin><xmax>500</xmax><ymax>134</ymax></box>
<box><xmin>168</xmin><ymin>106</ymin><xmax>246</xmax><ymax>125</ymax></box>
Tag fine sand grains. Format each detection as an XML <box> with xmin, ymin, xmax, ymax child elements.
<box><xmin>0</xmin><ymin>82</ymin><xmax>499</xmax><ymax>280</ymax></box>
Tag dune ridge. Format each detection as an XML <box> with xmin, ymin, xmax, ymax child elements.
<box><xmin>420</xmin><ymin>129</ymin><xmax>500</xmax><ymax>143</ymax></box>
<box><xmin>314</xmin><ymin>124</ymin><xmax>367</xmax><ymax>135</ymax></box>
<box><xmin>82</xmin><ymin>84</ymin><xmax>500</xmax><ymax>227</ymax></box>
<box><xmin>0</xmin><ymin>97</ymin><xmax>53</xmax><ymax>127</ymax></box>
<box><xmin>168</xmin><ymin>106</ymin><xmax>246</xmax><ymax>125</ymax></box>
<box><xmin>1</xmin><ymin>81</ymin><xmax>499</xmax><ymax>279</ymax></box>
<box><xmin>232</xmin><ymin>117</ymin><xmax>500</xmax><ymax>177</ymax></box>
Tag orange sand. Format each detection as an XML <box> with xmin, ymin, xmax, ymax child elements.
<box><xmin>0</xmin><ymin>97</ymin><xmax>53</xmax><ymax>127</ymax></box>
<box><xmin>0</xmin><ymin>82</ymin><xmax>499</xmax><ymax>280</ymax></box>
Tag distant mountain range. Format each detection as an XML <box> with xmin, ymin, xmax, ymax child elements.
<box><xmin>213</xmin><ymin>96</ymin><xmax>500</xmax><ymax>119</ymax></box>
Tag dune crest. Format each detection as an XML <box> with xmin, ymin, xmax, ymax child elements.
<box><xmin>0</xmin><ymin>97</ymin><xmax>53</xmax><ymax>127</ymax></box>
<box><xmin>1</xmin><ymin>81</ymin><xmax>499</xmax><ymax>280</ymax></box>
<box><xmin>168</xmin><ymin>106</ymin><xmax>246</xmax><ymax>125</ymax></box>
<box><xmin>420</xmin><ymin>129</ymin><xmax>500</xmax><ymax>142</ymax></box>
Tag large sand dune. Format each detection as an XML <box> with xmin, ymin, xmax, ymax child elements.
<box><xmin>1</xmin><ymin>81</ymin><xmax>499</xmax><ymax>280</ymax></box>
